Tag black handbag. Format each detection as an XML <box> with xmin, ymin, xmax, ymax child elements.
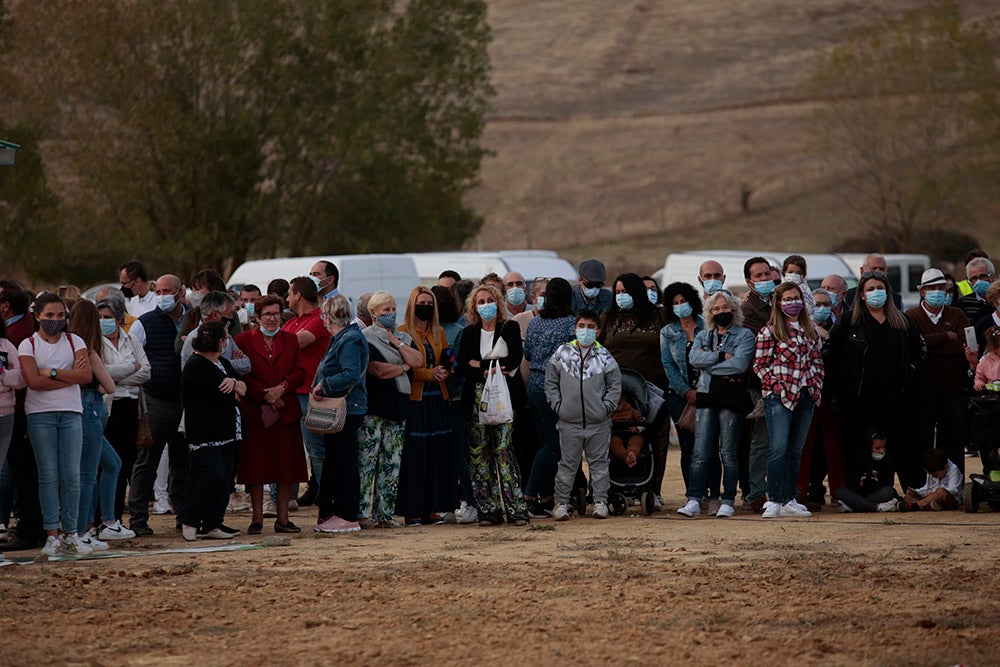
<box><xmin>694</xmin><ymin>331</ymin><xmax>750</xmax><ymax>413</ymax></box>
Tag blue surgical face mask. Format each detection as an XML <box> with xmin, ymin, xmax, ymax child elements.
<box><xmin>828</xmin><ymin>293</ymin><xmax>838</xmax><ymax>307</ymax></box>
<box><xmin>647</xmin><ymin>288</ymin><xmax>659</xmax><ymax>305</ymax></box>
<box><xmin>813</xmin><ymin>306</ymin><xmax>831</xmax><ymax>323</ymax></box>
<box><xmin>865</xmin><ymin>288</ymin><xmax>887</xmax><ymax>308</ymax></box>
<box><xmin>576</xmin><ymin>328</ymin><xmax>597</xmax><ymax>347</ymax></box>
<box><xmin>924</xmin><ymin>290</ymin><xmax>947</xmax><ymax>308</ymax></box>
<box><xmin>582</xmin><ymin>286</ymin><xmax>601</xmax><ymax>299</ymax></box>
<box><xmin>673</xmin><ymin>302</ymin><xmax>693</xmax><ymax>319</ymax></box>
<box><xmin>477</xmin><ymin>302</ymin><xmax>497</xmax><ymax>322</ymax></box>
<box><xmin>974</xmin><ymin>280</ymin><xmax>991</xmax><ymax>297</ymax></box>
<box><xmin>260</xmin><ymin>323</ymin><xmax>280</xmax><ymax>337</ymax></box>
<box><xmin>100</xmin><ymin>318</ymin><xmax>117</xmax><ymax>336</ymax></box>
<box><xmin>945</xmin><ymin>293</ymin><xmax>954</xmax><ymax>306</ymax></box>
<box><xmin>701</xmin><ymin>279</ymin><xmax>723</xmax><ymax>295</ymax></box>
<box><xmin>753</xmin><ymin>280</ymin><xmax>775</xmax><ymax>297</ymax></box>
<box><xmin>245</xmin><ymin>302</ymin><xmax>255</xmax><ymax>318</ymax></box>
<box><xmin>616</xmin><ymin>293</ymin><xmax>634</xmax><ymax>310</ymax></box>
<box><xmin>376</xmin><ymin>313</ymin><xmax>396</xmax><ymax>329</ymax></box>
<box><xmin>310</xmin><ymin>275</ymin><xmax>322</xmax><ymax>291</ymax></box>
<box><xmin>506</xmin><ymin>287</ymin><xmax>525</xmax><ymax>306</ymax></box>
<box><xmin>535</xmin><ymin>296</ymin><xmax>545</xmax><ymax>311</ymax></box>
<box><xmin>156</xmin><ymin>294</ymin><xmax>176</xmax><ymax>313</ymax></box>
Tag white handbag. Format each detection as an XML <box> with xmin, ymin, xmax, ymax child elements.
<box><xmin>478</xmin><ymin>359</ymin><xmax>514</xmax><ymax>425</ymax></box>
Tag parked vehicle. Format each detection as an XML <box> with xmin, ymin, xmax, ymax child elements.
<box><xmin>653</xmin><ymin>250</ymin><xmax>855</xmax><ymax>295</ymax></box>
<box><xmin>408</xmin><ymin>250</ymin><xmax>577</xmax><ymax>289</ymax></box>
<box><xmin>837</xmin><ymin>253</ymin><xmax>930</xmax><ymax>310</ymax></box>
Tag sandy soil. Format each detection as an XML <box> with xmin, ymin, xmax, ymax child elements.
<box><xmin>3</xmin><ymin>456</ymin><xmax>999</xmax><ymax>666</ymax></box>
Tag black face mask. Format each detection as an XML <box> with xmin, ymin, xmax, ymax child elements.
<box><xmin>713</xmin><ymin>311</ymin><xmax>734</xmax><ymax>329</ymax></box>
<box><xmin>414</xmin><ymin>304</ymin><xmax>434</xmax><ymax>322</ymax></box>
<box><xmin>121</xmin><ymin>285</ymin><xmax>134</xmax><ymax>299</ymax></box>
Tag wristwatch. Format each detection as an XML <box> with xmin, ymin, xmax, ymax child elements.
<box><xmin>50</xmin><ymin>368</ymin><xmax>58</xmax><ymax>379</ymax></box>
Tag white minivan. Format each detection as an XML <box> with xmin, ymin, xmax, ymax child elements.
<box><xmin>408</xmin><ymin>250</ymin><xmax>578</xmax><ymax>289</ymax></box>
<box><xmin>653</xmin><ymin>250</ymin><xmax>855</xmax><ymax>295</ymax></box>
<box><xmin>836</xmin><ymin>253</ymin><xmax>931</xmax><ymax>310</ymax></box>
<box><xmin>226</xmin><ymin>254</ymin><xmax>421</xmax><ymax>316</ymax></box>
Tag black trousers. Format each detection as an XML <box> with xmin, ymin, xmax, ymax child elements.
<box><xmin>103</xmin><ymin>397</ymin><xmax>139</xmax><ymax>521</ymax></box>
<box><xmin>185</xmin><ymin>441</ymin><xmax>237</xmax><ymax>532</ymax></box>
<box><xmin>317</xmin><ymin>414</ymin><xmax>363</xmax><ymax>522</ymax></box>
<box><xmin>8</xmin><ymin>411</ymin><xmax>43</xmax><ymax>541</ymax></box>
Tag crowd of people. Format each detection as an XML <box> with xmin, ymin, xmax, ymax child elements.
<box><xmin>0</xmin><ymin>248</ymin><xmax>996</xmax><ymax>557</ymax></box>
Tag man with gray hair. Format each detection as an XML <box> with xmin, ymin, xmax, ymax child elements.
<box><xmin>180</xmin><ymin>291</ymin><xmax>250</xmax><ymax>373</ymax></box>
<box><xmin>842</xmin><ymin>253</ymin><xmax>903</xmax><ymax>312</ymax></box>
<box><xmin>957</xmin><ymin>256</ymin><xmax>995</xmax><ymax>326</ymax></box>
<box><xmin>352</xmin><ymin>292</ymin><xmax>373</xmax><ymax>330</ymax></box>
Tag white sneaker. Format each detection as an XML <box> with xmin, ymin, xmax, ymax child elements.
<box><xmin>837</xmin><ymin>500</ymin><xmax>854</xmax><ymax>513</ymax></box>
<box><xmin>63</xmin><ymin>533</ymin><xmax>92</xmax><ymax>555</ymax></box>
<box><xmin>439</xmin><ymin>510</ymin><xmax>457</xmax><ymax>523</ymax></box>
<box><xmin>455</xmin><ymin>501</ymin><xmax>479</xmax><ymax>525</ymax></box>
<box><xmin>789</xmin><ymin>498</ymin><xmax>810</xmax><ymax>513</ymax></box>
<box><xmin>40</xmin><ymin>535</ymin><xmax>61</xmax><ymax>556</ymax></box>
<box><xmin>262</xmin><ymin>498</ymin><xmax>277</xmax><ymax>518</ymax></box>
<box><xmin>200</xmin><ymin>528</ymin><xmax>235</xmax><ymax>540</ymax></box>
<box><xmin>779</xmin><ymin>501</ymin><xmax>812</xmax><ymax>517</ymax></box>
<box><xmin>677</xmin><ymin>499</ymin><xmax>701</xmax><ymax>517</ymax></box>
<box><xmin>716</xmin><ymin>503</ymin><xmax>735</xmax><ymax>518</ymax></box>
<box><xmin>80</xmin><ymin>531</ymin><xmax>109</xmax><ymax>551</ymax></box>
<box><xmin>98</xmin><ymin>520</ymin><xmax>136</xmax><ymax>541</ymax></box>
<box><xmin>227</xmin><ymin>491</ymin><xmax>251</xmax><ymax>512</ymax></box>
<box><xmin>592</xmin><ymin>501</ymin><xmax>609</xmax><ymax>519</ymax></box>
<box><xmin>876</xmin><ymin>498</ymin><xmax>899</xmax><ymax>513</ymax></box>
<box><xmin>761</xmin><ymin>501</ymin><xmax>781</xmax><ymax>518</ymax></box>
<box><xmin>552</xmin><ymin>503</ymin><xmax>570</xmax><ymax>521</ymax></box>
<box><xmin>152</xmin><ymin>499</ymin><xmax>172</xmax><ymax>515</ymax></box>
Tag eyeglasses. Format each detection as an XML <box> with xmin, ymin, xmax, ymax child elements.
<box><xmin>780</xmin><ymin>298</ymin><xmax>803</xmax><ymax>304</ymax></box>
<box><xmin>259</xmin><ymin>312</ymin><xmax>281</xmax><ymax>319</ymax></box>
<box><xmin>970</xmin><ymin>273</ymin><xmax>993</xmax><ymax>283</ymax></box>
<box><xmin>860</xmin><ymin>271</ymin><xmax>886</xmax><ymax>280</ymax></box>
<box><xmin>583</xmin><ymin>281</ymin><xmax>604</xmax><ymax>289</ymax></box>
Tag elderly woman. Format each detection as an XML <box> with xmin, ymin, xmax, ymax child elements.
<box><xmin>456</xmin><ymin>284</ymin><xmax>529</xmax><ymax>526</ymax></box>
<box><xmin>828</xmin><ymin>271</ymin><xmax>923</xmax><ymax>491</ymax></box>
<box><xmin>96</xmin><ymin>296</ymin><xmax>149</xmax><ymax>539</ymax></box>
<box><xmin>312</xmin><ymin>295</ymin><xmax>369</xmax><ymax>533</ymax></box>
<box><xmin>397</xmin><ymin>286</ymin><xmax>456</xmax><ymax>525</ymax></box>
<box><xmin>676</xmin><ymin>290</ymin><xmax>754</xmax><ymax>519</ymax></box>
<box><xmin>180</xmin><ymin>321</ymin><xmax>245</xmax><ymax>540</ymax></box>
<box><xmin>234</xmin><ymin>295</ymin><xmax>307</xmax><ymax>535</ymax></box>
<box><xmin>659</xmin><ymin>282</ymin><xmax>715</xmax><ymax>501</ymax></box>
<box><xmin>754</xmin><ymin>282</ymin><xmax>824</xmax><ymax>518</ymax></box>
<box><xmin>522</xmin><ymin>277</ymin><xmax>575</xmax><ymax>518</ymax></box>
<box><xmin>357</xmin><ymin>291</ymin><xmax>424</xmax><ymax>528</ymax></box>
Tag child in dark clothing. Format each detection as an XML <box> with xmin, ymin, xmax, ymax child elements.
<box><xmin>609</xmin><ymin>396</ymin><xmax>644</xmax><ymax>468</ymax></box>
<box><xmin>833</xmin><ymin>428</ymin><xmax>899</xmax><ymax>513</ymax></box>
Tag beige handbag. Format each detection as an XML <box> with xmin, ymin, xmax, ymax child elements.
<box><xmin>304</xmin><ymin>393</ymin><xmax>347</xmax><ymax>434</ymax></box>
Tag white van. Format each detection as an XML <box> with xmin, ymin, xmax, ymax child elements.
<box><xmin>836</xmin><ymin>253</ymin><xmax>931</xmax><ymax>309</ymax></box>
<box><xmin>653</xmin><ymin>250</ymin><xmax>855</xmax><ymax>295</ymax></box>
<box><xmin>408</xmin><ymin>250</ymin><xmax>577</xmax><ymax>288</ymax></box>
<box><xmin>226</xmin><ymin>254</ymin><xmax>421</xmax><ymax>317</ymax></box>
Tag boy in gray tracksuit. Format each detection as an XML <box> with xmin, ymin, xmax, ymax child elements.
<box><xmin>544</xmin><ymin>310</ymin><xmax>622</xmax><ymax>519</ymax></box>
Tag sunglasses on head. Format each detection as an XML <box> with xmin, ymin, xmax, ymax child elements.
<box><xmin>583</xmin><ymin>281</ymin><xmax>603</xmax><ymax>289</ymax></box>
<box><xmin>861</xmin><ymin>270</ymin><xmax>886</xmax><ymax>280</ymax></box>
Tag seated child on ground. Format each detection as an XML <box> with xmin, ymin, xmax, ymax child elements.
<box><xmin>974</xmin><ymin>326</ymin><xmax>1000</xmax><ymax>391</ymax></box>
<box><xmin>832</xmin><ymin>428</ymin><xmax>899</xmax><ymax>513</ymax></box>
<box><xmin>900</xmin><ymin>448</ymin><xmax>963</xmax><ymax>511</ymax></box>
<box><xmin>610</xmin><ymin>396</ymin><xmax>644</xmax><ymax>468</ymax></box>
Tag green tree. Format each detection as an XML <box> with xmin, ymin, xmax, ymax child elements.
<box><xmin>806</xmin><ymin>1</ymin><xmax>1000</xmax><ymax>249</ymax></box>
<box><xmin>1</xmin><ymin>0</ymin><xmax>492</xmax><ymax>281</ymax></box>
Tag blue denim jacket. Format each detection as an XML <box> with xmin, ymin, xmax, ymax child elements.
<box><xmin>315</xmin><ymin>324</ymin><xmax>369</xmax><ymax>415</ymax></box>
<box><xmin>688</xmin><ymin>325</ymin><xmax>755</xmax><ymax>393</ymax></box>
<box><xmin>659</xmin><ymin>316</ymin><xmax>704</xmax><ymax>396</ymax></box>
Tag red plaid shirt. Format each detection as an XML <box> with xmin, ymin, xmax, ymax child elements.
<box><xmin>753</xmin><ymin>324</ymin><xmax>823</xmax><ymax>410</ymax></box>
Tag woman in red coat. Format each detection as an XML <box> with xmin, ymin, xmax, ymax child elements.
<box><xmin>234</xmin><ymin>295</ymin><xmax>307</xmax><ymax>534</ymax></box>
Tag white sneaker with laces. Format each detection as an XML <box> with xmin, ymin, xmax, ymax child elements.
<box><xmin>98</xmin><ymin>520</ymin><xmax>136</xmax><ymax>541</ymax></box>
<box><xmin>779</xmin><ymin>501</ymin><xmax>812</xmax><ymax>517</ymax></box>
<box><xmin>63</xmin><ymin>533</ymin><xmax>92</xmax><ymax>555</ymax></box>
<box><xmin>592</xmin><ymin>501</ymin><xmax>609</xmax><ymax>519</ymax></box>
<box><xmin>40</xmin><ymin>535</ymin><xmax>61</xmax><ymax>556</ymax></box>
<box><xmin>761</xmin><ymin>501</ymin><xmax>781</xmax><ymax>518</ymax></box>
<box><xmin>837</xmin><ymin>500</ymin><xmax>854</xmax><ymax>513</ymax></box>
<box><xmin>789</xmin><ymin>498</ymin><xmax>810</xmax><ymax>512</ymax></box>
<box><xmin>677</xmin><ymin>499</ymin><xmax>701</xmax><ymax>517</ymax></box>
<box><xmin>455</xmin><ymin>501</ymin><xmax>479</xmax><ymax>525</ymax></box>
<box><xmin>876</xmin><ymin>498</ymin><xmax>899</xmax><ymax>513</ymax></box>
<box><xmin>81</xmin><ymin>530</ymin><xmax>109</xmax><ymax>551</ymax></box>
<box><xmin>716</xmin><ymin>503</ymin><xmax>735</xmax><ymax>518</ymax></box>
<box><xmin>552</xmin><ymin>503</ymin><xmax>570</xmax><ymax>521</ymax></box>
<box><xmin>152</xmin><ymin>499</ymin><xmax>172</xmax><ymax>515</ymax></box>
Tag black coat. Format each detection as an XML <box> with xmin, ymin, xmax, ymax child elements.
<box><xmin>182</xmin><ymin>354</ymin><xmax>242</xmax><ymax>446</ymax></box>
<box><xmin>456</xmin><ymin>320</ymin><xmax>524</xmax><ymax>412</ymax></box>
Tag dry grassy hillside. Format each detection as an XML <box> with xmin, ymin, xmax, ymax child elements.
<box><xmin>471</xmin><ymin>0</ymin><xmax>1000</xmax><ymax>277</ymax></box>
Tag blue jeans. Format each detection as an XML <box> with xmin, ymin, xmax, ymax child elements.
<box><xmin>27</xmin><ymin>410</ymin><xmax>83</xmax><ymax>532</ymax></box>
<box><xmin>687</xmin><ymin>407</ymin><xmax>742</xmax><ymax>504</ymax></box>
<box><xmin>668</xmin><ymin>394</ymin><xmax>721</xmax><ymax>497</ymax></box>
<box><xmin>764</xmin><ymin>394</ymin><xmax>816</xmax><ymax>504</ymax></box>
<box><xmin>298</xmin><ymin>393</ymin><xmax>326</xmax><ymax>487</ymax></box>
<box><xmin>525</xmin><ymin>386</ymin><xmax>559</xmax><ymax>498</ymax></box>
<box><xmin>77</xmin><ymin>389</ymin><xmax>118</xmax><ymax>533</ymax></box>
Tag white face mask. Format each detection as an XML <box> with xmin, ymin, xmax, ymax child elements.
<box><xmin>783</xmin><ymin>273</ymin><xmax>804</xmax><ymax>286</ymax></box>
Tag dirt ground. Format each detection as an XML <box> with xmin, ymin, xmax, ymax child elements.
<box><xmin>2</xmin><ymin>455</ymin><xmax>999</xmax><ymax>667</ymax></box>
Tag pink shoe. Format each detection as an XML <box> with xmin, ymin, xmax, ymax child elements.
<box><xmin>313</xmin><ymin>516</ymin><xmax>361</xmax><ymax>533</ymax></box>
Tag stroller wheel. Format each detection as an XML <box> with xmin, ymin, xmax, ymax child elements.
<box><xmin>963</xmin><ymin>484</ymin><xmax>980</xmax><ymax>513</ymax></box>
<box><xmin>610</xmin><ymin>493</ymin><xmax>627</xmax><ymax>516</ymax></box>
<box><xmin>575</xmin><ymin>488</ymin><xmax>588</xmax><ymax>517</ymax></box>
<box><xmin>641</xmin><ymin>491</ymin><xmax>655</xmax><ymax>516</ymax></box>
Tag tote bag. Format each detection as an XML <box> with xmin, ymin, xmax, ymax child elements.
<box><xmin>479</xmin><ymin>359</ymin><xmax>514</xmax><ymax>425</ymax></box>
<box><xmin>305</xmin><ymin>394</ymin><xmax>347</xmax><ymax>434</ymax></box>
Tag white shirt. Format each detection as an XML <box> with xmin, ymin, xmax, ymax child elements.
<box><xmin>102</xmin><ymin>330</ymin><xmax>151</xmax><ymax>400</ymax></box>
<box><xmin>921</xmin><ymin>303</ymin><xmax>943</xmax><ymax>325</ymax></box>
<box><xmin>128</xmin><ymin>291</ymin><xmax>157</xmax><ymax>317</ymax></box>
<box><xmin>17</xmin><ymin>333</ymin><xmax>86</xmax><ymax>415</ymax></box>
<box><xmin>916</xmin><ymin>459</ymin><xmax>963</xmax><ymax>498</ymax></box>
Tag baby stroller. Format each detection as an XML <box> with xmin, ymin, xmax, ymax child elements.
<box><xmin>964</xmin><ymin>393</ymin><xmax>1000</xmax><ymax>512</ymax></box>
<box><xmin>602</xmin><ymin>367</ymin><xmax>666</xmax><ymax>516</ymax></box>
